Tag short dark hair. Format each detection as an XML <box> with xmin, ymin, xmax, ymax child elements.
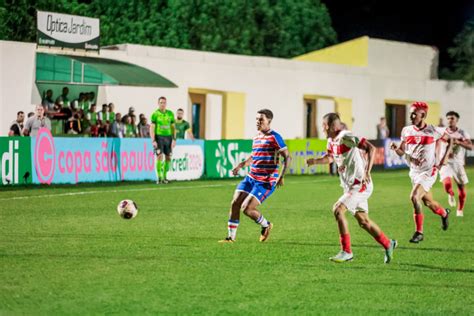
<box><xmin>177</xmin><ymin>108</ymin><xmax>184</xmax><ymax>112</ymax></box>
<box><xmin>446</xmin><ymin>111</ymin><xmax>460</xmax><ymax>119</ymax></box>
<box><xmin>158</xmin><ymin>96</ymin><xmax>167</xmax><ymax>102</ymax></box>
<box><xmin>323</xmin><ymin>113</ymin><xmax>340</xmax><ymax>126</ymax></box>
<box><xmin>17</xmin><ymin>111</ymin><xmax>24</xmax><ymax>116</ymax></box>
<box><xmin>257</xmin><ymin>109</ymin><xmax>273</xmax><ymax>120</ymax></box>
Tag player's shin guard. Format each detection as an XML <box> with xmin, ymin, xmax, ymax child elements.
<box><xmin>339</xmin><ymin>233</ymin><xmax>352</xmax><ymax>254</ymax></box>
<box><xmin>256</xmin><ymin>214</ymin><xmax>269</xmax><ymax>228</ymax></box>
<box><xmin>374</xmin><ymin>232</ymin><xmax>391</xmax><ymax>250</ymax></box>
<box><xmin>156</xmin><ymin>159</ymin><xmax>163</xmax><ymax>180</ymax></box>
<box><xmin>458</xmin><ymin>186</ymin><xmax>467</xmax><ymax>211</ymax></box>
<box><xmin>164</xmin><ymin>160</ymin><xmax>170</xmax><ymax>180</ymax></box>
<box><xmin>414</xmin><ymin>213</ymin><xmax>424</xmax><ymax>233</ymax></box>
<box><xmin>443</xmin><ymin>178</ymin><xmax>455</xmax><ymax>196</ymax></box>
<box><xmin>227</xmin><ymin>219</ymin><xmax>239</xmax><ymax>240</ymax></box>
<box><xmin>432</xmin><ymin>207</ymin><xmax>447</xmax><ymax>217</ymax></box>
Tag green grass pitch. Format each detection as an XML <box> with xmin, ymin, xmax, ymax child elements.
<box><xmin>1</xmin><ymin>168</ymin><xmax>473</xmax><ymax>314</ymax></box>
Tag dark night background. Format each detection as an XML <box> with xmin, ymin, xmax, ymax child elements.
<box><xmin>322</xmin><ymin>0</ymin><xmax>474</xmax><ymax>70</ymax></box>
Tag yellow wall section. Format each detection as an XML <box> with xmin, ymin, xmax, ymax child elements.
<box><xmin>222</xmin><ymin>92</ymin><xmax>245</xmax><ymax>139</ymax></box>
<box><xmin>188</xmin><ymin>88</ymin><xmax>246</xmax><ymax>139</ymax></box>
<box><xmin>293</xmin><ymin>36</ymin><xmax>369</xmax><ymax>67</ymax></box>
<box><xmin>425</xmin><ymin>101</ymin><xmax>441</xmax><ymax>126</ymax></box>
<box><xmin>334</xmin><ymin>97</ymin><xmax>353</xmax><ymax>130</ymax></box>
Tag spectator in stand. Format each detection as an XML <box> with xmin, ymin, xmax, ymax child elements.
<box><xmin>8</xmin><ymin>111</ymin><xmax>25</xmax><ymax>136</ymax></box>
<box><xmin>86</xmin><ymin>104</ymin><xmax>99</xmax><ymax>137</ymax></box>
<box><xmin>23</xmin><ymin>105</ymin><xmax>51</xmax><ymax>136</ymax></box>
<box><xmin>55</xmin><ymin>87</ymin><xmax>70</xmax><ymax>108</ymax></box>
<box><xmin>79</xmin><ymin>93</ymin><xmax>91</xmax><ymax>113</ymax></box>
<box><xmin>88</xmin><ymin>91</ymin><xmax>96</xmax><ymax>105</ymax></box>
<box><xmin>138</xmin><ymin>115</ymin><xmax>150</xmax><ymax>138</ymax></box>
<box><xmin>175</xmin><ymin>108</ymin><xmax>195</xmax><ymax>140</ymax></box>
<box><xmin>66</xmin><ymin>113</ymin><xmax>82</xmax><ymax>135</ymax></box>
<box><xmin>109</xmin><ymin>113</ymin><xmax>124</xmax><ymax>138</ymax></box>
<box><xmin>123</xmin><ymin>115</ymin><xmax>137</xmax><ymax>138</ymax></box>
<box><xmin>128</xmin><ymin>107</ymin><xmax>136</xmax><ymax>122</ymax></box>
<box><xmin>108</xmin><ymin>103</ymin><xmax>116</xmax><ymax>124</ymax></box>
<box><xmin>376</xmin><ymin>117</ymin><xmax>390</xmax><ymax>140</ymax></box>
<box><xmin>98</xmin><ymin>104</ymin><xmax>109</xmax><ymax>137</ymax></box>
<box><xmin>41</xmin><ymin>90</ymin><xmax>55</xmax><ymax>114</ymax></box>
<box><xmin>27</xmin><ymin>112</ymin><xmax>34</xmax><ymax>118</ymax></box>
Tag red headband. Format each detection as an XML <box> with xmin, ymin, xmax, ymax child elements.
<box><xmin>410</xmin><ymin>101</ymin><xmax>429</xmax><ymax>113</ymax></box>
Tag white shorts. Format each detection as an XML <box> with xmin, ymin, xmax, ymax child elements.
<box><xmin>410</xmin><ymin>168</ymin><xmax>438</xmax><ymax>192</ymax></box>
<box><xmin>439</xmin><ymin>164</ymin><xmax>469</xmax><ymax>185</ymax></box>
<box><xmin>337</xmin><ymin>182</ymin><xmax>373</xmax><ymax>215</ymax></box>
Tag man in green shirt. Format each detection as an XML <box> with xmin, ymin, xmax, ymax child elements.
<box><xmin>175</xmin><ymin>108</ymin><xmax>195</xmax><ymax>140</ymax></box>
<box><xmin>150</xmin><ymin>96</ymin><xmax>176</xmax><ymax>184</ymax></box>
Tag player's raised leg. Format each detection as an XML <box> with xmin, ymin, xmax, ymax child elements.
<box><xmin>457</xmin><ymin>183</ymin><xmax>467</xmax><ymax>217</ymax></box>
<box><xmin>442</xmin><ymin>176</ymin><xmax>456</xmax><ymax>207</ymax></box>
<box><xmin>354</xmin><ymin>212</ymin><xmax>397</xmax><ymax>263</ymax></box>
<box><xmin>422</xmin><ymin>191</ymin><xmax>450</xmax><ymax>231</ymax></box>
<box><xmin>241</xmin><ymin>195</ymin><xmax>273</xmax><ymax>242</ymax></box>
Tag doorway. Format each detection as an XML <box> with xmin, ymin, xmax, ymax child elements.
<box><xmin>304</xmin><ymin>99</ymin><xmax>317</xmax><ymax>138</ymax></box>
<box><xmin>189</xmin><ymin>93</ymin><xmax>206</xmax><ymax>139</ymax></box>
<box><xmin>385</xmin><ymin>103</ymin><xmax>406</xmax><ymax>138</ymax></box>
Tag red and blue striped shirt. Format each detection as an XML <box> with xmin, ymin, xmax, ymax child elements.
<box><xmin>248</xmin><ymin>130</ymin><xmax>287</xmax><ymax>183</ymax></box>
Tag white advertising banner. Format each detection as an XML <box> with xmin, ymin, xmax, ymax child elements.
<box><xmin>37</xmin><ymin>10</ymin><xmax>100</xmax><ymax>51</ymax></box>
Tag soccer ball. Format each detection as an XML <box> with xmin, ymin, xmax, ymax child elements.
<box><xmin>117</xmin><ymin>199</ymin><xmax>138</xmax><ymax>219</ymax></box>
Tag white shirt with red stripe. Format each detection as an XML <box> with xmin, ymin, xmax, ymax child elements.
<box><xmin>439</xmin><ymin>127</ymin><xmax>470</xmax><ymax>166</ymax></box>
<box><xmin>327</xmin><ymin>130</ymin><xmax>367</xmax><ymax>191</ymax></box>
<box><xmin>401</xmin><ymin>124</ymin><xmax>445</xmax><ymax>172</ymax></box>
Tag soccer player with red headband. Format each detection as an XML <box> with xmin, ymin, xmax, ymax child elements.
<box><xmin>390</xmin><ymin>102</ymin><xmax>453</xmax><ymax>243</ymax></box>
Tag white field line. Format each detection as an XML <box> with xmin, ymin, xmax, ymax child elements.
<box><xmin>0</xmin><ymin>173</ymin><xmax>406</xmax><ymax>201</ymax></box>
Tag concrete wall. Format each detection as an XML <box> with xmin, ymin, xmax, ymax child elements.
<box><xmin>0</xmin><ymin>39</ymin><xmax>473</xmax><ymax>140</ymax></box>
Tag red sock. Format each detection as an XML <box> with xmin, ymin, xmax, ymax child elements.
<box><xmin>374</xmin><ymin>232</ymin><xmax>391</xmax><ymax>249</ymax></box>
<box><xmin>432</xmin><ymin>207</ymin><xmax>447</xmax><ymax>217</ymax></box>
<box><xmin>442</xmin><ymin>178</ymin><xmax>455</xmax><ymax>196</ymax></box>
<box><xmin>458</xmin><ymin>186</ymin><xmax>467</xmax><ymax>211</ymax></box>
<box><xmin>414</xmin><ymin>213</ymin><xmax>424</xmax><ymax>233</ymax></box>
<box><xmin>340</xmin><ymin>233</ymin><xmax>352</xmax><ymax>254</ymax></box>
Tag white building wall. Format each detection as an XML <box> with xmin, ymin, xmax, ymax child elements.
<box><xmin>0</xmin><ymin>41</ymin><xmax>38</xmax><ymax>134</ymax></box>
<box><xmin>0</xmin><ymin>40</ymin><xmax>473</xmax><ymax>139</ymax></box>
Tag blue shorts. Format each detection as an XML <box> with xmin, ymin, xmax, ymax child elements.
<box><xmin>236</xmin><ymin>176</ymin><xmax>276</xmax><ymax>204</ymax></box>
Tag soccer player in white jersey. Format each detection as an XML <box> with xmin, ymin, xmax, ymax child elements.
<box><xmin>307</xmin><ymin>113</ymin><xmax>397</xmax><ymax>263</ymax></box>
<box><xmin>439</xmin><ymin>111</ymin><xmax>472</xmax><ymax>217</ymax></box>
<box><xmin>390</xmin><ymin>102</ymin><xmax>453</xmax><ymax>243</ymax></box>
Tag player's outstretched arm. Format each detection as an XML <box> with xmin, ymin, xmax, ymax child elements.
<box><xmin>232</xmin><ymin>156</ymin><xmax>252</xmax><ymax>176</ymax></box>
<box><xmin>390</xmin><ymin>141</ymin><xmax>405</xmax><ymax>157</ymax></box>
<box><xmin>276</xmin><ymin>148</ymin><xmax>291</xmax><ymax>187</ymax></box>
<box><xmin>306</xmin><ymin>154</ymin><xmax>332</xmax><ymax>166</ymax></box>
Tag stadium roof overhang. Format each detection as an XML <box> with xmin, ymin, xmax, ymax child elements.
<box><xmin>35</xmin><ymin>52</ymin><xmax>178</xmax><ymax>88</ymax></box>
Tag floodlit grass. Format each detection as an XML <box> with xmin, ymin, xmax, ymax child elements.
<box><xmin>1</xmin><ymin>168</ymin><xmax>473</xmax><ymax>314</ymax></box>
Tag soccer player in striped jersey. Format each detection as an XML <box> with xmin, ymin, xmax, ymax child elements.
<box><xmin>390</xmin><ymin>102</ymin><xmax>453</xmax><ymax>243</ymax></box>
<box><xmin>438</xmin><ymin>111</ymin><xmax>472</xmax><ymax>217</ymax></box>
<box><xmin>307</xmin><ymin>113</ymin><xmax>397</xmax><ymax>263</ymax></box>
<box><xmin>219</xmin><ymin>109</ymin><xmax>290</xmax><ymax>243</ymax></box>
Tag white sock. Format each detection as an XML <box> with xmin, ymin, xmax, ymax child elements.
<box><xmin>256</xmin><ymin>215</ymin><xmax>269</xmax><ymax>228</ymax></box>
<box><xmin>228</xmin><ymin>220</ymin><xmax>239</xmax><ymax>240</ymax></box>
